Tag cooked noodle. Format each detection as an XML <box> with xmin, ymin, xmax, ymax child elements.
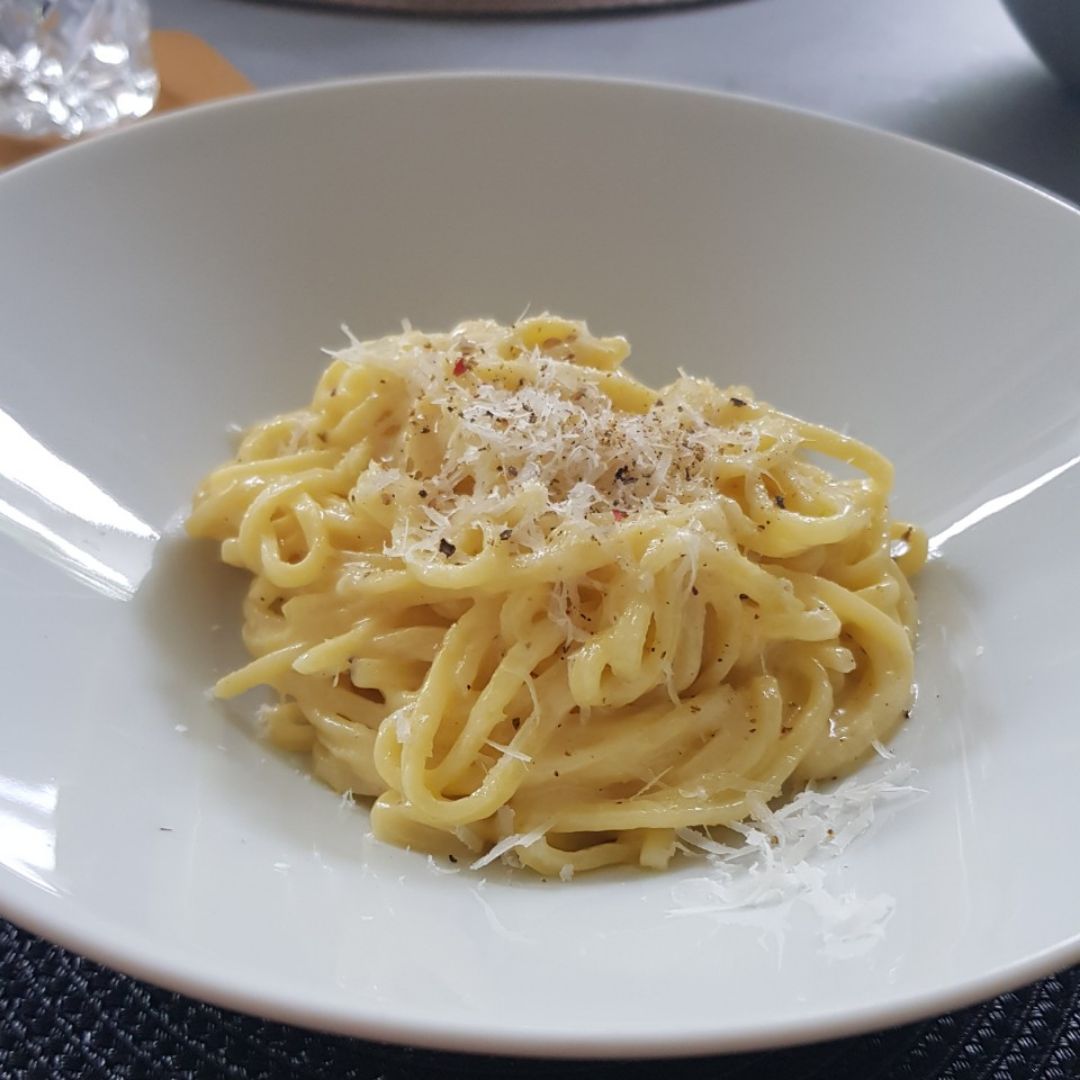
<box><xmin>188</xmin><ymin>315</ymin><xmax>925</xmax><ymax>876</ymax></box>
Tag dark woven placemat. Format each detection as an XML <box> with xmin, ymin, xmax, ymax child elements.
<box><xmin>1</xmin><ymin>918</ymin><xmax>1078</xmax><ymax>1080</ymax></box>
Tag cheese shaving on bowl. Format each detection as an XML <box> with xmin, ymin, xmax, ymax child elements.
<box><xmin>670</xmin><ymin>764</ymin><xmax>924</xmax><ymax>950</ymax></box>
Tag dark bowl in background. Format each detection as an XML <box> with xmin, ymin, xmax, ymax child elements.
<box><xmin>1002</xmin><ymin>0</ymin><xmax>1080</xmax><ymax>89</ymax></box>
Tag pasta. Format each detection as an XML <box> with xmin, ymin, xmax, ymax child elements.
<box><xmin>188</xmin><ymin>315</ymin><xmax>926</xmax><ymax>877</ymax></box>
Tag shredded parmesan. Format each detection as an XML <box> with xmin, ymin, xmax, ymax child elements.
<box><xmin>484</xmin><ymin>739</ymin><xmax>533</xmax><ymax>764</ymax></box>
<box><xmin>253</xmin><ymin>702</ymin><xmax>275</xmax><ymax>733</ymax></box>
<box><xmin>670</xmin><ymin>765</ymin><xmax>923</xmax><ymax>948</ymax></box>
<box><xmin>333</xmin><ymin>318</ymin><xmax>771</xmax><ymax>587</ymax></box>
<box><xmin>870</xmin><ymin>738</ymin><xmax>895</xmax><ymax>760</ymax></box>
<box><xmin>452</xmin><ymin>825</ymin><xmax>484</xmax><ymax>853</ymax></box>
<box><xmin>426</xmin><ymin>854</ymin><xmax>461</xmax><ymax>876</ymax></box>
<box><xmin>388</xmin><ymin>704</ymin><xmax>413</xmax><ymax>743</ymax></box>
<box><xmin>469</xmin><ymin>822</ymin><xmax>552</xmax><ymax>871</ymax></box>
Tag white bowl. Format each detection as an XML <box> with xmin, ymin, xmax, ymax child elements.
<box><xmin>2</xmin><ymin>75</ymin><xmax>1080</xmax><ymax>1058</ymax></box>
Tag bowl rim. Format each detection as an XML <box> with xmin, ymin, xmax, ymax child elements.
<box><xmin>4</xmin><ymin>67</ymin><xmax>1079</xmax><ymax>219</ymax></box>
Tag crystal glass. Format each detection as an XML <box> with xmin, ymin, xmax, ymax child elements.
<box><xmin>0</xmin><ymin>1</ymin><xmax>158</xmax><ymax>139</ymax></box>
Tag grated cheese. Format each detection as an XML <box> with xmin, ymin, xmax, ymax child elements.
<box><xmin>484</xmin><ymin>739</ymin><xmax>534</xmax><ymax>764</ymax></box>
<box><xmin>870</xmin><ymin>737</ymin><xmax>896</xmax><ymax>760</ymax></box>
<box><xmin>670</xmin><ymin>765</ymin><xmax>923</xmax><ymax>948</ymax></box>
<box><xmin>469</xmin><ymin>822</ymin><xmax>552</xmax><ymax>871</ymax></box>
<box><xmin>426</xmin><ymin>854</ymin><xmax>461</xmax><ymax>876</ymax></box>
<box><xmin>452</xmin><ymin>825</ymin><xmax>484</xmax><ymax>853</ymax></box>
<box><xmin>333</xmin><ymin>318</ymin><xmax>773</xmax><ymax>580</ymax></box>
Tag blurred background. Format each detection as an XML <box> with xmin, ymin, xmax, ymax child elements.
<box><xmin>149</xmin><ymin>0</ymin><xmax>1080</xmax><ymax>205</ymax></box>
<box><xmin>5</xmin><ymin>0</ymin><xmax>1079</xmax><ymax>201</ymax></box>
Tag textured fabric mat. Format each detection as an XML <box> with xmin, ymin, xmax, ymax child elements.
<box><xmin>1</xmin><ymin>919</ymin><xmax>1078</xmax><ymax>1079</ymax></box>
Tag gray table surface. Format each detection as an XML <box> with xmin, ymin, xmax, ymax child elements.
<box><xmin>151</xmin><ymin>0</ymin><xmax>1080</xmax><ymax>205</ymax></box>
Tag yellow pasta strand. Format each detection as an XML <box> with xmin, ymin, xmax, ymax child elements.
<box><xmin>188</xmin><ymin>315</ymin><xmax>924</xmax><ymax>876</ymax></box>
